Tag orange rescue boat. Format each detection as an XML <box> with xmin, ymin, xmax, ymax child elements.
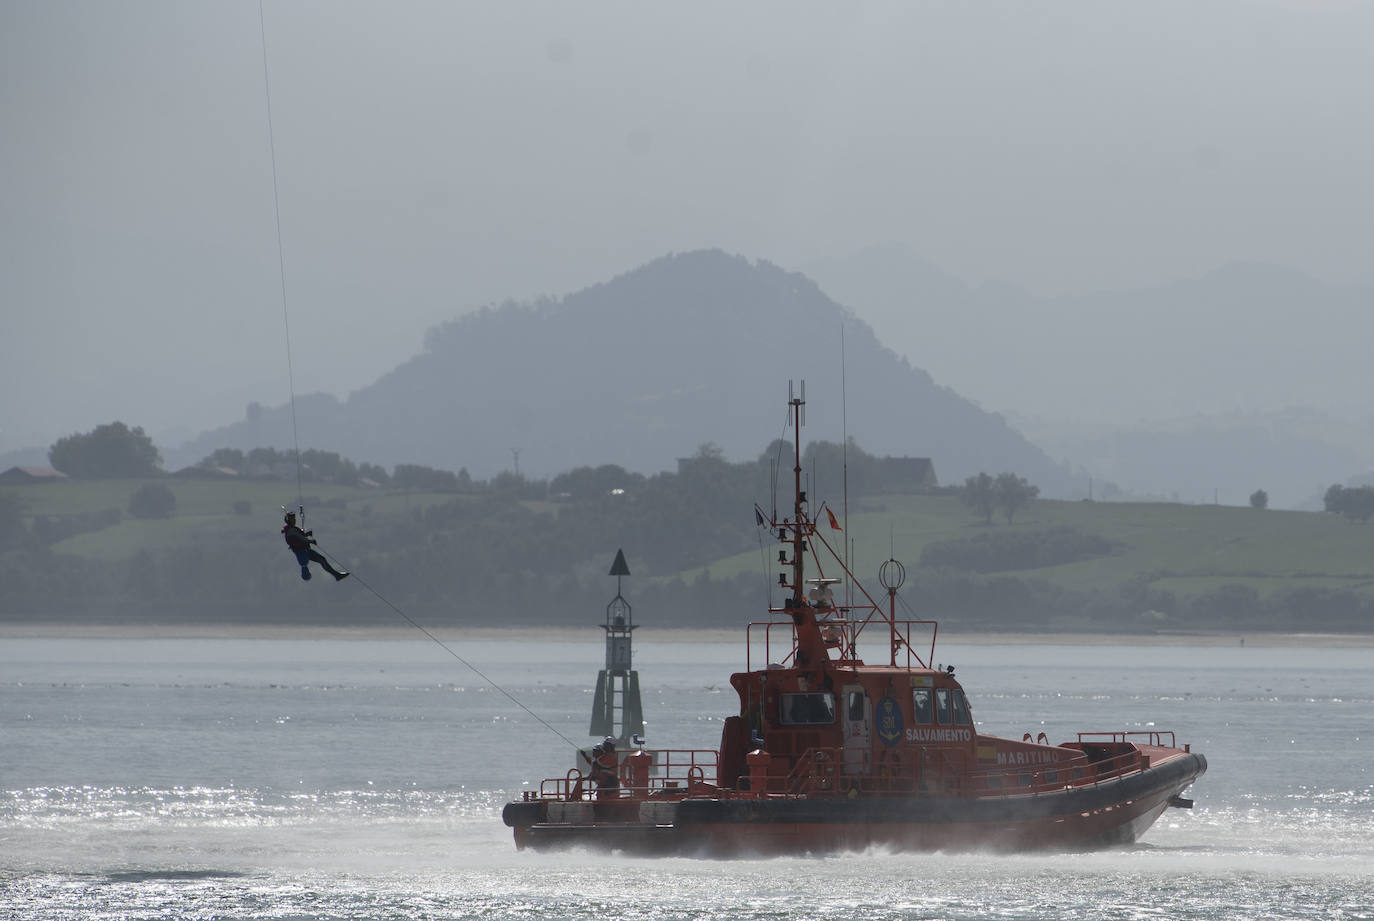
<box><xmin>502</xmin><ymin>390</ymin><xmax>1205</xmax><ymax>854</ymax></box>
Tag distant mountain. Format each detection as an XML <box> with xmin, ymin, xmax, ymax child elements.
<box><xmin>174</xmin><ymin>250</ymin><xmax>1080</xmax><ymax>496</ymax></box>
<box><xmin>1008</xmin><ymin>407</ymin><xmax>1374</xmax><ymax>510</ymax></box>
<box><xmin>807</xmin><ymin>247</ymin><xmax>1374</xmax><ymax>423</ymax></box>
<box><xmin>806</xmin><ymin>245</ymin><xmax>1374</xmax><ymax>509</ymax></box>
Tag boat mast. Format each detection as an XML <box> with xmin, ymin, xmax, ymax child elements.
<box><xmin>786</xmin><ymin>381</ymin><xmax>828</xmax><ymax>669</ymax></box>
<box><xmin>789</xmin><ymin>380</ymin><xmax>806</xmax><ymax>607</ymax></box>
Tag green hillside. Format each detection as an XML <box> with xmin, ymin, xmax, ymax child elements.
<box><xmin>705</xmin><ymin>494</ymin><xmax>1374</xmax><ymax>630</ymax></box>
<box><xmin>4</xmin><ymin>472</ymin><xmax>1373</xmax><ymax>633</ymax></box>
<box><xmin>835</xmin><ymin>495</ymin><xmax>1373</xmax><ymax>599</ymax></box>
<box><xmin>31</xmin><ymin>479</ymin><xmax>457</xmax><ymax>561</ymax></box>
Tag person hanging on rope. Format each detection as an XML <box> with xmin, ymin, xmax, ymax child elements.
<box><xmin>282</xmin><ymin>510</ymin><xmax>349</xmax><ymax>582</ymax></box>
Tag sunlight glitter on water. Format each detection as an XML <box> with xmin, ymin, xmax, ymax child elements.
<box><xmin>4</xmin><ymin>807</ymin><xmax>1373</xmax><ymax>921</ymax></box>
<box><xmin>10</xmin><ymin>846</ymin><xmax>1372</xmax><ymax>921</ymax></box>
<box><xmin>4</xmin><ymin>637</ymin><xmax>1373</xmax><ymax>920</ymax></box>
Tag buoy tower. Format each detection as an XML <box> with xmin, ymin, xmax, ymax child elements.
<box><xmin>589</xmin><ymin>548</ymin><xmax>645</xmax><ymax>746</ymax></box>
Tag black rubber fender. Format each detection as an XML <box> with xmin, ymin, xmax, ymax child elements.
<box><xmin>502</xmin><ymin>800</ymin><xmax>546</xmax><ymax>828</ymax></box>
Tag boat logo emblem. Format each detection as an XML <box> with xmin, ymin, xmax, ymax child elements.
<box><xmin>876</xmin><ymin>696</ymin><xmax>904</xmax><ymax>746</ymax></box>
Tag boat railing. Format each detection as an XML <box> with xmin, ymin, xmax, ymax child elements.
<box><xmin>768</xmin><ymin>747</ymin><xmax>918</xmax><ymax>798</ymax></box>
<box><xmin>746</xmin><ymin>619</ymin><xmax>939</xmax><ymax>672</ymax></box>
<box><xmin>531</xmin><ymin>749</ymin><xmax>720</xmax><ymax>801</ymax></box>
<box><xmin>737</xmin><ymin>741</ymin><xmax>1154</xmax><ymax>800</ymax></box>
<box><xmin>630</xmin><ymin>748</ymin><xmax>719</xmax><ymax>795</ymax></box>
<box><xmin>966</xmin><ymin>748</ymin><xmax>1146</xmax><ymax>798</ymax></box>
<box><xmin>726</xmin><ymin>745</ymin><xmax>858</xmax><ymax>797</ymax></box>
<box><xmin>786</xmin><ymin>746</ymin><xmax>842</xmax><ymax>795</ymax></box>
<box><xmin>530</xmin><ymin>733</ymin><xmax>1172</xmax><ymax>802</ymax></box>
<box><xmin>1076</xmin><ymin>730</ymin><xmax>1178</xmax><ymax>749</ymax></box>
<box><xmin>536</xmin><ymin>770</ymin><xmax>587</xmax><ymax>801</ymax></box>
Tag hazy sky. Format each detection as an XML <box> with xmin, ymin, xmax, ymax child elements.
<box><xmin>4</xmin><ymin>0</ymin><xmax>1372</xmax><ymax>455</ymax></box>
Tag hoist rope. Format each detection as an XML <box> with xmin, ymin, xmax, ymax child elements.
<box><xmin>257</xmin><ymin>5</ymin><xmax>576</xmax><ymax>754</ymax></box>
<box><xmin>258</xmin><ymin>0</ymin><xmax>304</xmax><ymax>515</ymax></box>
<box><xmin>314</xmin><ymin>543</ymin><xmax>581</xmax><ymax>752</ymax></box>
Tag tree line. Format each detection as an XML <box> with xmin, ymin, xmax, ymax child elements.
<box><xmin>1323</xmin><ymin>484</ymin><xmax>1374</xmax><ymax>522</ymax></box>
<box><xmin>41</xmin><ymin>422</ymin><xmax>479</xmax><ymax>492</ymax></box>
<box><xmin>958</xmin><ymin>472</ymin><xmax>1040</xmax><ymax>524</ymax></box>
<box><xmin>26</xmin><ymin>420</ymin><xmax>1367</xmax><ymax>633</ymax></box>
<box><xmin>1</xmin><ymin>432</ymin><xmax>955</xmax><ymax>625</ymax></box>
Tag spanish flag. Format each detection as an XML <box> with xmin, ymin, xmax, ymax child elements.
<box><xmin>826</xmin><ymin>508</ymin><xmax>842</xmax><ymax>531</ymax></box>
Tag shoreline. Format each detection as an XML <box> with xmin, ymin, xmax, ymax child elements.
<box><xmin>1</xmin><ymin>622</ymin><xmax>1371</xmax><ymax>647</ymax></box>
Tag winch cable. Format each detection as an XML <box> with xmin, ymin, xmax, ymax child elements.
<box><xmin>259</xmin><ymin>6</ymin><xmax>576</xmax><ymax>755</ymax></box>
<box><xmin>768</xmin><ymin>405</ymin><xmax>791</xmax><ymax>522</ymax></box>
<box><xmin>311</xmin><ymin>541</ymin><xmax>582</xmax><ymax>752</ymax></box>
<box><xmin>258</xmin><ymin>0</ymin><xmax>305</xmax><ymax>519</ymax></box>
<box><xmin>756</xmin><ymin>529</ymin><xmax>773</xmax><ymax>614</ymax></box>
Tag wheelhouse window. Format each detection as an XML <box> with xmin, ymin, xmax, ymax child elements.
<box><xmin>846</xmin><ymin>690</ymin><xmax>866</xmax><ymax>722</ymax></box>
<box><xmin>951</xmin><ymin>689</ymin><xmax>972</xmax><ymax>725</ymax></box>
<box><xmin>780</xmin><ymin>692</ymin><xmax>836</xmax><ymax>725</ymax></box>
<box><xmin>933</xmin><ymin>688</ymin><xmax>972</xmax><ymax>725</ymax></box>
<box><xmin>912</xmin><ymin>688</ymin><xmax>933</xmax><ymax>724</ymax></box>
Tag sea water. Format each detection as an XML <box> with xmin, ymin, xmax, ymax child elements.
<box><xmin>1</xmin><ymin>633</ymin><xmax>1371</xmax><ymax>920</ymax></box>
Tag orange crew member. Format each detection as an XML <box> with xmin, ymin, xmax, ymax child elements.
<box><xmin>593</xmin><ymin>737</ymin><xmax>620</xmax><ymax>799</ymax></box>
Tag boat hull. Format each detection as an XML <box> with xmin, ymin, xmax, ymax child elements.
<box><xmin>504</xmin><ymin>752</ymin><xmax>1206</xmax><ymax>855</ymax></box>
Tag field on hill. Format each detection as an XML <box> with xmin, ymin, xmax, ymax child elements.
<box><xmin>5</xmin><ymin>476</ymin><xmax>1374</xmax><ymax>632</ymax></box>
<box><xmin>24</xmin><ymin>478</ymin><xmax>458</xmax><ymax>561</ymax></box>
<box><xmin>704</xmin><ymin>494</ymin><xmax>1374</xmax><ymax>629</ymax></box>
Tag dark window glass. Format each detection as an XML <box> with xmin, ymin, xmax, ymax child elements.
<box><xmin>912</xmin><ymin>688</ymin><xmax>933</xmax><ymax>724</ymax></box>
<box><xmin>846</xmin><ymin>690</ymin><xmax>866</xmax><ymax>722</ymax></box>
<box><xmin>935</xmin><ymin>688</ymin><xmax>951</xmax><ymax>725</ymax></box>
<box><xmin>952</xmin><ymin>690</ymin><xmax>972</xmax><ymax>725</ymax></box>
<box><xmin>779</xmin><ymin>692</ymin><xmax>836</xmax><ymax>725</ymax></box>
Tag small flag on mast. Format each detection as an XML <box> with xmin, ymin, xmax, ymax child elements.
<box><xmin>826</xmin><ymin>508</ymin><xmax>842</xmax><ymax>531</ymax></box>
